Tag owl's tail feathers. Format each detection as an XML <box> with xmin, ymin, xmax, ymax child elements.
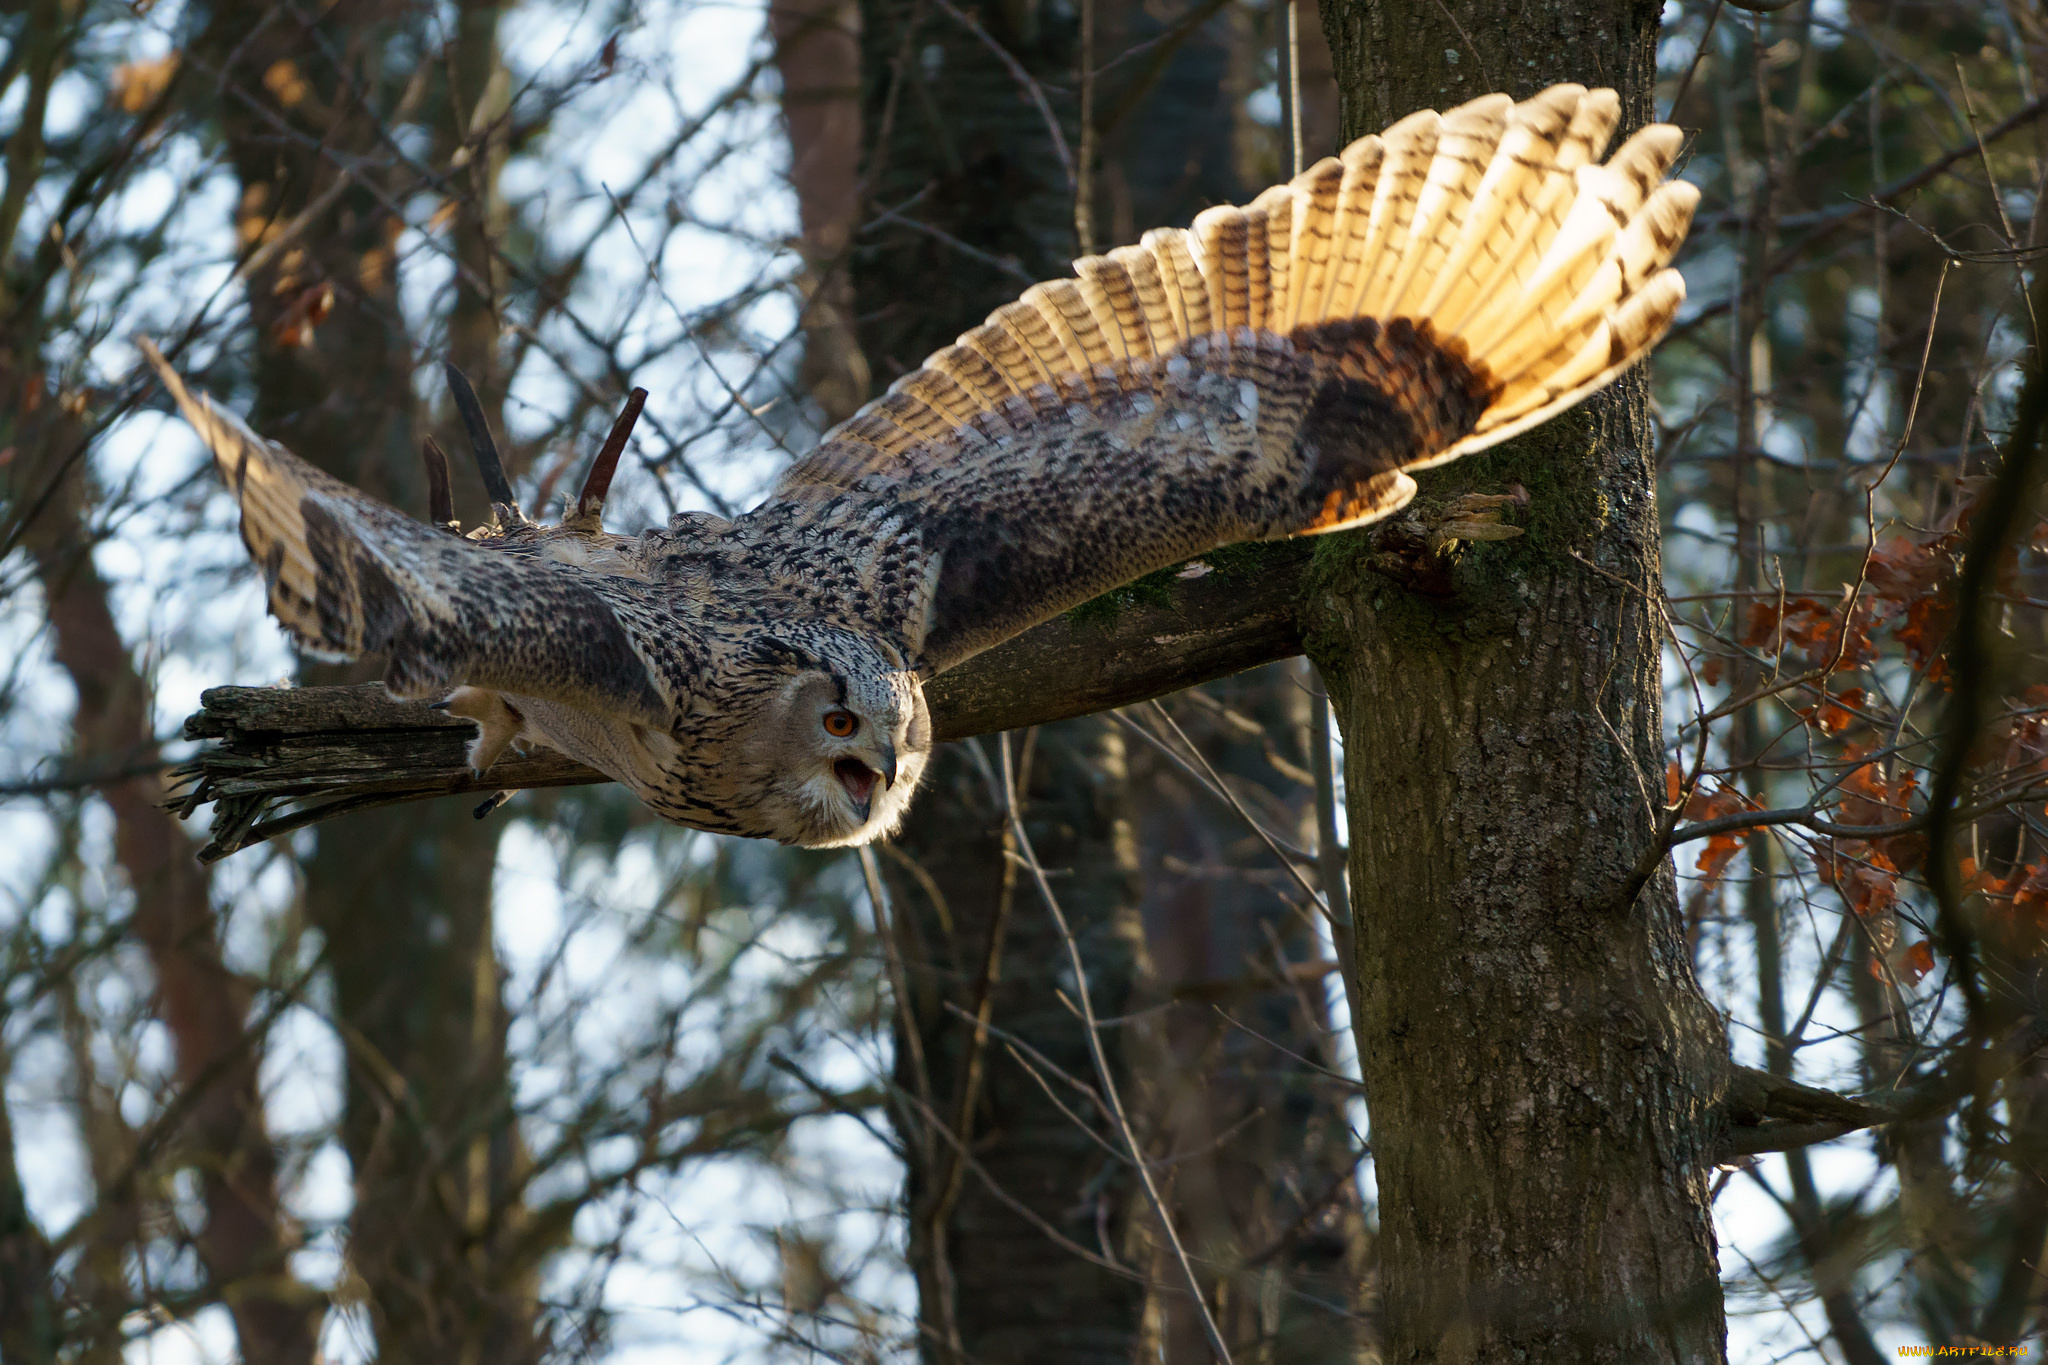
<box><xmin>140</xmin><ymin>338</ymin><xmax>673</xmax><ymax>727</ymax></box>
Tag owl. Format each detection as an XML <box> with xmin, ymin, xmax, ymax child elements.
<box><xmin>148</xmin><ymin>85</ymin><xmax>1696</xmax><ymax>849</ymax></box>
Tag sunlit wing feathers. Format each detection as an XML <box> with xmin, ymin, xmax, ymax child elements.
<box><xmin>764</xmin><ymin>84</ymin><xmax>1696</xmax><ymax>673</ymax></box>
<box><xmin>141</xmin><ymin>342</ymin><xmax>683</xmax><ymax>725</ymax></box>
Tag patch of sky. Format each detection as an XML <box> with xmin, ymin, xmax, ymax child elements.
<box><xmin>210</xmin><ymin>844</ymin><xmax>306</xmax><ymax>968</ymax></box>
<box><xmin>1810</xmin><ymin>0</ymin><xmax>1851</xmax><ymax>40</ymax></box>
<box><xmin>123</xmin><ymin>1302</ymin><xmax>242</xmax><ymax>1365</ymax></box>
<box><xmin>1842</xmin><ymin>285</ymin><xmax>1894</xmax><ymax>463</ymax></box>
<box><xmin>1983</xmin><ymin>313</ymin><xmax>2030</xmax><ymax>432</ymax></box>
<box><xmin>290</xmin><ymin>1146</ymin><xmax>354</xmax><ymax>1251</ymax></box>
<box><xmin>42</xmin><ymin>69</ymin><xmax>95</xmax><ymax>141</ymax></box>
<box><xmin>1245</xmin><ymin>83</ymin><xmax>1281</xmax><ymax>128</ymax></box>
<box><xmin>318</xmin><ymin>1301</ymin><xmax>375</xmax><ymax>1365</ymax></box>
<box><xmin>0</xmin><ymin>810</ymin><xmax>59</xmax><ymax>919</ymax></box>
<box><xmin>9</xmin><ymin>1032</ymin><xmax>92</xmax><ymax>1235</ymax></box>
<box><xmin>26</xmin><ymin>874</ymin><xmax>73</xmax><ymax>949</ymax></box>
<box><xmin>259</xmin><ymin>1004</ymin><xmax>346</xmax><ymax>1137</ymax></box>
<box><xmin>1675</xmin><ymin>240</ymin><xmax>1735</xmax><ymax>328</ymax></box>
<box><xmin>0</xmin><ymin>65</ymin><xmax>25</xmax><ymax>126</ymax></box>
<box><xmin>1667</xmin><ymin>498</ymin><xmax>1737</xmax><ymax>588</ymax></box>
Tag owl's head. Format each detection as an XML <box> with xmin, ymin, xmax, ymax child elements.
<box><xmin>733</xmin><ymin>632</ymin><xmax>932</xmax><ymax>848</ymax></box>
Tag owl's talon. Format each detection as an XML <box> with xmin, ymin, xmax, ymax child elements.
<box><xmin>441</xmin><ymin>686</ymin><xmax>529</xmax><ymax>775</ymax></box>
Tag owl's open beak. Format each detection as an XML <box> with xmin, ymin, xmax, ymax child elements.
<box><xmin>833</xmin><ymin>739</ymin><xmax>897</xmax><ymax>821</ymax></box>
<box><xmin>834</xmin><ymin>759</ymin><xmax>877</xmax><ymax>818</ymax></box>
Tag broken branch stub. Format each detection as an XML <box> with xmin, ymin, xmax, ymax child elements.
<box><xmin>421</xmin><ymin>435</ymin><xmax>457</xmax><ymax>529</ymax></box>
<box><xmin>571</xmin><ymin>387</ymin><xmax>648</xmax><ymax>529</ymax></box>
<box><xmin>441</xmin><ymin>360</ymin><xmax>518</xmax><ymax>512</ymax></box>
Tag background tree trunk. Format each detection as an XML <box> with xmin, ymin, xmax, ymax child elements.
<box><xmin>1128</xmin><ymin>668</ymin><xmax>1374</xmax><ymax>1364</ymax></box>
<box><xmin>851</xmin><ymin>0</ymin><xmax>1378</xmax><ymax>1355</ymax></box>
<box><xmin>10</xmin><ymin>405</ymin><xmax>316</xmax><ymax>1362</ymax></box>
<box><xmin>882</xmin><ymin>725</ymin><xmax>1150</xmax><ymax>1365</ymax></box>
<box><xmin>1307</xmin><ymin>3</ymin><xmax>1729</xmax><ymax>1360</ymax></box>
<box><xmin>852</xmin><ymin>2</ymin><xmax>1150</xmax><ymax>1357</ymax></box>
<box><xmin>197</xmin><ymin>2</ymin><xmax>540</xmax><ymax>1357</ymax></box>
<box><xmin>772</xmin><ymin>0</ymin><xmax>870</xmax><ymax>426</ymax></box>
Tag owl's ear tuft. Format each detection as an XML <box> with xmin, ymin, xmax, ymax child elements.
<box><xmin>421</xmin><ymin>435</ymin><xmax>460</xmax><ymax>533</ymax></box>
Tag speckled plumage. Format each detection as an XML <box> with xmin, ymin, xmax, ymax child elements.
<box><xmin>150</xmin><ymin>85</ymin><xmax>1696</xmax><ymax>847</ymax></box>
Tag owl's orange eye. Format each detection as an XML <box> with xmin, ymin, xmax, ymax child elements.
<box><xmin>823</xmin><ymin>709</ymin><xmax>859</xmax><ymax>738</ymax></box>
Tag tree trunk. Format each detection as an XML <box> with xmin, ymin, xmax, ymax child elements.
<box><xmin>772</xmin><ymin>0</ymin><xmax>869</xmax><ymax>425</ymax></box>
<box><xmin>882</xmin><ymin>726</ymin><xmax>1150</xmax><ymax>1365</ymax></box>
<box><xmin>1307</xmin><ymin>3</ymin><xmax>1729</xmax><ymax>1360</ymax></box>
<box><xmin>10</xmin><ymin>406</ymin><xmax>317</xmax><ymax>1361</ymax></box>
<box><xmin>853</xmin><ymin>1</ymin><xmax>1156</xmax><ymax>1357</ymax></box>
<box><xmin>196</xmin><ymin>2</ymin><xmax>539</xmax><ymax>1357</ymax></box>
<box><xmin>1128</xmin><ymin>667</ymin><xmax>1374</xmax><ymax>1363</ymax></box>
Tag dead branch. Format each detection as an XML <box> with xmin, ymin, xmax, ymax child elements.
<box><xmin>1716</xmin><ymin>1012</ymin><xmax>2048</xmax><ymax>1160</ymax></box>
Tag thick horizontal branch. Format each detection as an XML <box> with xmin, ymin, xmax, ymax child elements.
<box><xmin>1714</xmin><ymin>1012</ymin><xmax>2048</xmax><ymax>1160</ymax></box>
<box><xmin>172</xmin><ymin>543</ymin><xmax>1312</xmax><ymax>859</ymax></box>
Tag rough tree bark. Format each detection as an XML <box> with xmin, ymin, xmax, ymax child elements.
<box><xmin>194</xmin><ymin>1</ymin><xmax>540</xmax><ymax>1357</ymax></box>
<box><xmin>1306</xmin><ymin>2</ymin><xmax>1729</xmax><ymax>1360</ymax></box>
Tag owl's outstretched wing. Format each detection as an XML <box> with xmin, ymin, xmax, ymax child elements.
<box><xmin>758</xmin><ymin>85</ymin><xmax>1696</xmax><ymax>674</ymax></box>
<box><xmin>142</xmin><ymin>343</ymin><xmax>683</xmax><ymax>725</ymax></box>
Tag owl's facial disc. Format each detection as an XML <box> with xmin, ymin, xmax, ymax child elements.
<box><xmin>802</xmin><ymin>684</ymin><xmax>908</xmax><ymax>836</ymax></box>
<box><xmin>749</xmin><ymin>658</ymin><xmax>930</xmax><ymax>847</ymax></box>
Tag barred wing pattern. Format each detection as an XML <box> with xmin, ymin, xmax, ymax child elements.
<box><xmin>763</xmin><ymin>84</ymin><xmax>1695</xmax><ymax>673</ymax></box>
<box><xmin>146</xmin><ymin>347</ymin><xmax>685</xmax><ymax>726</ymax></box>
<box><xmin>155</xmin><ymin>84</ymin><xmax>1695</xmax><ymax>848</ymax></box>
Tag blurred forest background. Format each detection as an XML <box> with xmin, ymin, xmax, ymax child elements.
<box><xmin>1</xmin><ymin>0</ymin><xmax>2047</xmax><ymax>1360</ymax></box>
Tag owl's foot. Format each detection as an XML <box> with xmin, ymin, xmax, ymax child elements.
<box><xmin>437</xmin><ymin>686</ymin><xmax>531</xmax><ymax>776</ymax></box>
